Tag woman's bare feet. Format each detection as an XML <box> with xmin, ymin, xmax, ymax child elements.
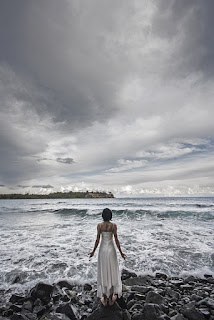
<box><xmin>101</xmin><ymin>296</ymin><xmax>107</xmax><ymax>307</ymax></box>
<box><xmin>109</xmin><ymin>294</ymin><xmax>117</xmax><ymax>306</ymax></box>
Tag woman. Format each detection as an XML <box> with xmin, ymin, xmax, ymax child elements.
<box><xmin>89</xmin><ymin>208</ymin><xmax>126</xmax><ymax>306</ymax></box>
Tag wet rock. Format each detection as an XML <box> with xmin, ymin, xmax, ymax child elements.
<box><xmin>129</xmin><ymin>303</ymin><xmax>143</xmax><ymax>313</ymax></box>
<box><xmin>165</xmin><ymin>288</ymin><xmax>180</xmax><ymax>300</ymax></box>
<box><xmin>87</xmin><ymin>302</ymin><xmax>123</xmax><ymax>320</ymax></box>
<box><xmin>145</xmin><ymin>291</ymin><xmax>165</xmax><ymax>305</ymax></box>
<box><xmin>170</xmin><ymin>314</ymin><xmax>185</xmax><ymax>320</ymax></box>
<box><xmin>33</xmin><ymin>305</ymin><xmax>47</xmax><ymax>317</ymax></box>
<box><xmin>127</xmin><ymin>299</ymin><xmax>135</xmax><ymax>310</ymax></box>
<box><xmin>180</xmin><ymin>284</ymin><xmax>194</xmax><ymax>291</ymax></box>
<box><xmin>122</xmin><ymin>309</ymin><xmax>131</xmax><ymax>320</ymax></box>
<box><xmin>9</xmin><ymin>294</ymin><xmax>25</xmax><ymax>304</ymax></box>
<box><xmin>184</xmin><ymin>275</ymin><xmax>197</xmax><ymax>283</ymax></box>
<box><xmin>22</xmin><ymin>300</ymin><xmax>33</xmax><ymax>312</ymax></box>
<box><xmin>83</xmin><ymin>284</ymin><xmax>92</xmax><ymax>291</ymax></box>
<box><xmin>131</xmin><ymin>312</ymin><xmax>143</xmax><ymax>320</ymax></box>
<box><xmin>131</xmin><ymin>285</ymin><xmax>151</xmax><ymax>294</ymax></box>
<box><xmin>55</xmin><ymin>303</ymin><xmax>77</xmax><ymax>320</ymax></box>
<box><xmin>117</xmin><ymin>296</ymin><xmax>127</xmax><ymax>309</ymax></box>
<box><xmin>124</xmin><ymin>276</ymin><xmax>151</xmax><ymax>287</ymax></box>
<box><xmin>12</xmin><ymin>276</ymin><xmax>21</xmax><ymax>284</ymax></box>
<box><xmin>56</xmin><ymin>281</ymin><xmax>74</xmax><ymax>290</ymax></box>
<box><xmin>169</xmin><ymin>280</ymin><xmax>184</xmax><ymax>287</ymax></box>
<box><xmin>31</xmin><ymin>282</ymin><xmax>54</xmax><ymax>305</ymax></box>
<box><xmin>121</xmin><ymin>269</ymin><xmax>137</xmax><ymax>280</ymax></box>
<box><xmin>155</xmin><ymin>273</ymin><xmax>168</xmax><ymax>280</ymax></box>
<box><xmin>10</xmin><ymin>304</ymin><xmax>22</xmax><ymax>313</ymax></box>
<box><xmin>142</xmin><ymin>303</ymin><xmax>162</xmax><ymax>320</ymax></box>
<box><xmin>10</xmin><ymin>314</ymin><xmax>26</xmax><ymax>320</ymax></box>
<box><xmin>2</xmin><ymin>309</ymin><xmax>13</xmax><ymax>317</ymax></box>
<box><xmin>182</xmin><ymin>304</ymin><xmax>206</xmax><ymax>320</ymax></box>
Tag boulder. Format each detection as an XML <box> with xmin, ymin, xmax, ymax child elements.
<box><xmin>87</xmin><ymin>302</ymin><xmax>123</xmax><ymax>320</ymax></box>
<box><xmin>9</xmin><ymin>294</ymin><xmax>24</xmax><ymax>304</ymax></box>
<box><xmin>124</xmin><ymin>276</ymin><xmax>151</xmax><ymax>286</ymax></box>
<box><xmin>182</xmin><ymin>305</ymin><xmax>206</xmax><ymax>320</ymax></box>
<box><xmin>145</xmin><ymin>291</ymin><xmax>165</xmax><ymax>305</ymax></box>
<box><xmin>56</xmin><ymin>303</ymin><xmax>77</xmax><ymax>320</ymax></box>
<box><xmin>170</xmin><ymin>314</ymin><xmax>185</xmax><ymax>320</ymax></box>
<box><xmin>83</xmin><ymin>284</ymin><xmax>92</xmax><ymax>291</ymax></box>
<box><xmin>30</xmin><ymin>282</ymin><xmax>54</xmax><ymax>305</ymax></box>
<box><xmin>131</xmin><ymin>285</ymin><xmax>151</xmax><ymax>294</ymax></box>
<box><xmin>142</xmin><ymin>303</ymin><xmax>162</xmax><ymax>320</ymax></box>
<box><xmin>121</xmin><ymin>269</ymin><xmax>137</xmax><ymax>280</ymax></box>
<box><xmin>155</xmin><ymin>273</ymin><xmax>168</xmax><ymax>280</ymax></box>
<box><xmin>56</xmin><ymin>281</ymin><xmax>74</xmax><ymax>290</ymax></box>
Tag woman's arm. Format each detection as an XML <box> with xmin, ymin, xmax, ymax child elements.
<box><xmin>113</xmin><ymin>224</ymin><xmax>126</xmax><ymax>259</ymax></box>
<box><xmin>89</xmin><ymin>223</ymin><xmax>101</xmax><ymax>257</ymax></box>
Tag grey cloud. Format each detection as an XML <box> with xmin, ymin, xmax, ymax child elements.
<box><xmin>0</xmin><ymin>0</ymin><xmax>214</xmax><ymax>194</ymax></box>
<box><xmin>56</xmin><ymin>157</ymin><xmax>74</xmax><ymax>164</ymax></box>
<box><xmin>0</xmin><ymin>184</ymin><xmax>5</xmax><ymax>187</ymax></box>
<box><xmin>0</xmin><ymin>0</ymin><xmax>120</xmax><ymax>127</ymax></box>
<box><xmin>17</xmin><ymin>185</ymin><xmax>30</xmax><ymax>188</ymax></box>
<box><xmin>32</xmin><ymin>185</ymin><xmax>54</xmax><ymax>189</ymax></box>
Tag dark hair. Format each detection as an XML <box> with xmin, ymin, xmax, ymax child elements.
<box><xmin>102</xmin><ymin>208</ymin><xmax>112</xmax><ymax>221</ymax></box>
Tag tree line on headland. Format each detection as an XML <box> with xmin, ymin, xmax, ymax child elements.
<box><xmin>0</xmin><ymin>191</ymin><xmax>114</xmax><ymax>199</ymax></box>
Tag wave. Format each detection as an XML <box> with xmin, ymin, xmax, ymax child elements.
<box><xmin>45</xmin><ymin>208</ymin><xmax>214</xmax><ymax>221</ymax></box>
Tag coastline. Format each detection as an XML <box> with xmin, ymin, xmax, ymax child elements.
<box><xmin>1</xmin><ymin>270</ymin><xmax>214</xmax><ymax>320</ymax></box>
<box><xmin>0</xmin><ymin>191</ymin><xmax>114</xmax><ymax>200</ymax></box>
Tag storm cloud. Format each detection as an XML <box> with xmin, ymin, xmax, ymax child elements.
<box><xmin>0</xmin><ymin>0</ymin><xmax>214</xmax><ymax>195</ymax></box>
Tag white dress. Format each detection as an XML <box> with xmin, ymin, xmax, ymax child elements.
<box><xmin>97</xmin><ymin>231</ymin><xmax>122</xmax><ymax>298</ymax></box>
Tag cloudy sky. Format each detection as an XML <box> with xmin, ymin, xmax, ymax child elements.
<box><xmin>0</xmin><ymin>0</ymin><xmax>214</xmax><ymax>196</ymax></box>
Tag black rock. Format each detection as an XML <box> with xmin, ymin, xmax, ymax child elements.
<box><xmin>10</xmin><ymin>304</ymin><xmax>22</xmax><ymax>313</ymax></box>
<box><xmin>165</xmin><ymin>288</ymin><xmax>180</xmax><ymax>300</ymax></box>
<box><xmin>122</xmin><ymin>309</ymin><xmax>131</xmax><ymax>320</ymax></box>
<box><xmin>142</xmin><ymin>303</ymin><xmax>162</xmax><ymax>320</ymax></box>
<box><xmin>22</xmin><ymin>300</ymin><xmax>33</xmax><ymax>312</ymax></box>
<box><xmin>83</xmin><ymin>283</ymin><xmax>92</xmax><ymax>291</ymax></box>
<box><xmin>12</xmin><ymin>276</ymin><xmax>21</xmax><ymax>284</ymax></box>
<box><xmin>131</xmin><ymin>312</ymin><xmax>143</xmax><ymax>320</ymax></box>
<box><xmin>87</xmin><ymin>302</ymin><xmax>123</xmax><ymax>320</ymax></box>
<box><xmin>145</xmin><ymin>291</ymin><xmax>165</xmax><ymax>305</ymax></box>
<box><xmin>182</xmin><ymin>305</ymin><xmax>206</xmax><ymax>320</ymax></box>
<box><xmin>9</xmin><ymin>294</ymin><xmax>25</xmax><ymax>304</ymax></box>
<box><xmin>56</xmin><ymin>281</ymin><xmax>74</xmax><ymax>290</ymax></box>
<box><xmin>2</xmin><ymin>309</ymin><xmax>13</xmax><ymax>317</ymax></box>
<box><xmin>56</xmin><ymin>303</ymin><xmax>77</xmax><ymax>320</ymax></box>
<box><xmin>121</xmin><ymin>269</ymin><xmax>137</xmax><ymax>280</ymax></box>
<box><xmin>30</xmin><ymin>282</ymin><xmax>54</xmax><ymax>305</ymax></box>
<box><xmin>131</xmin><ymin>285</ymin><xmax>151</xmax><ymax>294</ymax></box>
<box><xmin>116</xmin><ymin>296</ymin><xmax>127</xmax><ymax>309</ymax></box>
<box><xmin>155</xmin><ymin>273</ymin><xmax>168</xmax><ymax>280</ymax></box>
<box><xmin>33</xmin><ymin>305</ymin><xmax>46</xmax><ymax>317</ymax></box>
<box><xmin>124</xmin><ymin>276</ymin><xmax>151</xmax><ymax>287</ymax></box>
<box><xmin>10</xmin><ymin>314</ymin><xmax>26</xmax><ymax>320</ymax></box>
<box><xmin>170</xmin><ymin>314</ymin><xmax>185</xmax><ymax>320</ymax></box>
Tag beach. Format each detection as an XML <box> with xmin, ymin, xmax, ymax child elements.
<box><xmin>0</xmin><ymin>197</ymin><xmax>214</xmax><ymax>319</ymax></box>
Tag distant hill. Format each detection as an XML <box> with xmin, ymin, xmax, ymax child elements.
<box><xmin>0</xmin><ymin>191</ymin><xmax>114</xmax><ymax>199</ymax></box>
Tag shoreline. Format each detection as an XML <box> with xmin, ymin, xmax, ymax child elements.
<box><xmin>1</xmin><ymin>271</ymin><xmax>214</xmax><ymax>320</ymax></box>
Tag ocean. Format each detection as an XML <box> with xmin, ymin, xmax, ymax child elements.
<box><xmin>0</xmin><ymin>197</ymin><xmax>214</xmax><ymax>300</ymax></box>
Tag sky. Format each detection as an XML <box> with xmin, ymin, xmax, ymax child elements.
<box><xmin>0</xmin><ymin>0</ymin><xmax>214</xmax><ymax>197</ymax></box>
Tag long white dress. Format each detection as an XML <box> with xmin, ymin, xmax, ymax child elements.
<box><xmin>97</xmin><ymin>231</ymin><xmax>122</xmax><ymax>298</ymax></box>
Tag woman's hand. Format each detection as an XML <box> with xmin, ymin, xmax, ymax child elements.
<box><xmin>88</xmin><ymin>251</ymin><xmax>94</xmax><ymax>258</ymax></box>
<box><xmin>121</xmin><ymin>252</ymin><xmax>127</xmax><ymax>260</ymax></box>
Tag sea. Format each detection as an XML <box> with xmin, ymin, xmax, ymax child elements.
<box><xmin>0</xmin><ymin>197</ymin><xmax>214</xmax><ymax>301</ymax></box>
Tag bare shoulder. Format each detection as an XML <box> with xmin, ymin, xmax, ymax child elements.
<box><xmin>112</xmin><ymin>222</ymin><xmax>117</xmax><ymax>232</ymax></box>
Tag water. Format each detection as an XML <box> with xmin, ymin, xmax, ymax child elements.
<box><xmin>0</xmin><ymin>197</ymin><xmax>214</xmax><ymax>300</ymax></box>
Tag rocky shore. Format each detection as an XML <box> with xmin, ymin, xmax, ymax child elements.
<box><xmin>1</xmin><ymin>270</ymin><xmax>214</xmax><ymax>320</ymax></box>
